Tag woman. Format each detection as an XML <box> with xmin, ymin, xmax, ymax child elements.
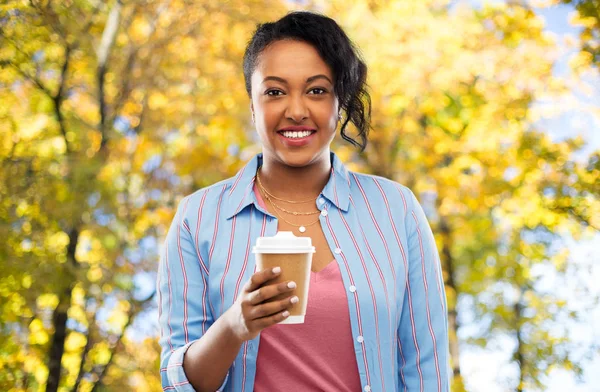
<box><xmin>158</xmin><ymin>11</ymin><xmax>450</xmax><ymax>392</ymax></box>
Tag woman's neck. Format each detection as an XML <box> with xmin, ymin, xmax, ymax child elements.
<box><xmin>257</xmin><ymin>154</ymin><xmax>331</xmax><ymax>201</ymax></box>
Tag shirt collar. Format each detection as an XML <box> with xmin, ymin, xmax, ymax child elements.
<box><xmin>225</xmin><ymin>152</ymin><xmax>351</xmax><ymax>220</ymax></box>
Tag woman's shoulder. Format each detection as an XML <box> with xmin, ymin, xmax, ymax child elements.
<box><xmin>348</xmin><ymin>170</ymin><xmax>415</xmax><ymax>203</ymax></box>
<box><xmin>175</xmin><ymin>176</ymin><xmax>238</xmax><ymax>216</ymax></box>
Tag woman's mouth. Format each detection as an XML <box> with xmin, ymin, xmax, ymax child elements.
<box><xmin>277</xmin><ymin>130</ymin><xmax>317</xmax><ymax>147</ymax></box>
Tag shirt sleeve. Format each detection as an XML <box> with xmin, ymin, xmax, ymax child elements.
<box><xmin>158</xmin><ymin>196</ymin><xmax>230</xmax><ymax>391</ymax></box>
<box><xmin>397</xmin><ymin>190</ymin><xmax>450</xmax><ymax>391</ymax></box>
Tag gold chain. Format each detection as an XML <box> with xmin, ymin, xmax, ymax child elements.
<box><xmin>256</xmin><ymin>167</ymin><xmax>317</xmax><ymax>204</ymax></box>
<box><xmin>265</xmin><ymin>194</ymin><xmax>321</xmax><ymax>229</ymax></box>
<box><xmin>265</xmin><ymin>195</ymin><xmax>321</xmax><ymax>216</ymax></box>
<box><xmin>262</xmin><ymin>191</ymin><xmax>321</xmax><ymax>216</ymax></box>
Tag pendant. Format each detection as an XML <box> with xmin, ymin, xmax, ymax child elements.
<box><xmin>299</xmin><ymin>226</ymin><xmax>306</xmax><ymax>233</ymax></box>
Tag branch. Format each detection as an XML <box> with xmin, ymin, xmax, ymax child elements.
<box><xmin>547</xmin><ymin>202</ymin><xmax>600</xmax><ymax>231</ymax></box>
<box><xmin>5</xmin><ymin>116</ymin><xmax>19</xmax><ymax>162</ymax></box>
<box><xmin>71</xmin><ymin>303</ymin><xmax>96</xmax><ymax>392</ymax></box>
<box><xmin>72</xmin><ymin>0</ymin><xmax>103</xmax><ymax>36</ymax></box>
<box><xmin>108</xmin><ymin>47</ymin><xmax>138</xmax><ymax>133</ymax></box>
<box><xmin>19</xmin><ymin>1</ymin><xmax>74</xmax><ymax>154</ymax></box>
<box><xmin>0</xmin><ymin>60</ymin><xmax>54</xmax><ymax>98</ymax></box>
<box><xmin>70</xmin><ymin>112</ymin><xmax>100</xmax><ymax>132</ymax></box>
<box><xmin>107</xmin><ymin>1</ymin><xmax>171</xmax><ymax>138</ymax></box>
<box><xmin>0</xmin><ymin>10</ymin><xmax>68</xmax><ymax>107</ymax></box>
<box><xmin>54</xmin><ymin>44</ymin><xmax>72</xmax><ymax>155</ymax></box>
<box><xmin>28</xmin><ymin>0</ymin><xmax>68</xmax><ymax>44</ymax></box>
<box><xmin>97</xmin><ymin>0</ymin><xmax>123</xmax><ymax>76</ymax></box>
<box><xmin>132</xmin><ymin>94</ymin><xmax>147</xmax><ymax>134</ymax></box>
<box><xmin>89</xmin><ymin>290</ymin><xmax>156</xmax><ymax>392</ymax></box>
<box><xmin>97</xmin><ymin>0</ymin><xmax>123</xmax><ymax>151</ymax></box>
<box><xmin>566</xmin><ymin>209</ymin><xmax>600</xmax><ymax>231</ymax></box>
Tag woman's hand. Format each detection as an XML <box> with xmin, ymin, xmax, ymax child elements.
<box><xmin>224</xmin><ymin>266</ymin><xmax>298</xmax><ymax>342</ymax></box>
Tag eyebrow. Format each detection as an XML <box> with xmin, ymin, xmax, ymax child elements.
<box><xmin>262</xmin><ymin>74</ymin><xmax>333</xmax><ymax>85</ymax></box>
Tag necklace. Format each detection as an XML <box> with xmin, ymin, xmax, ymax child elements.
<box><xmin>264</xmin><ymin>193</ymin><xmax>321</xmax><ymax>233</ymax></box>
<box><xmin>267</xmin><ymin>196</ymin><xmax>321</xmax><ymax>216</ymax></box>
<box><xmin>256</xmin><ymin>181</ymin><xmax>321</xmax><ymax>216</ymax></box>
<box><xmin>256</xmin><ymin>168</ymin><xmax>317</xmax><ymax>204</ymax></box>
<box><xmin>256</xmin><ymin>167</ymin><xmax>322</xmax><ymax>233</ymax></box>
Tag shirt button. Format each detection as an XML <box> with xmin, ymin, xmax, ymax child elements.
<box><xmin>334</xmin><ymin>248</ymin><xmax>342</xmax><ymax>254</ymax></box>
<box><xmin>356</xmin><ymin>335</ymin><xmax>364</xmax><ymax>343</ymax></box>
<box><xmin>318</xmin><ymin>197</ymin><xmax>326</xmax><ymax>204</ymax></box>
<box><xmin>321</xmin><ymin>210</ymin><xmax>328</xmax><ymax>216</ymax></box>
<box><xmin>364</xmin><ymin>386</ymin><xmax>371</xmax><ymax>392</ymax></box>
<box><xmin>349</xmin><ymin>285</ymin><xmax>356</xmax><ymax>293</ymax></box>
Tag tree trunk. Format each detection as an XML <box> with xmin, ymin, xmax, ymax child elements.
<box><xmin>439</xmin><ymin>217</ymin><xmax>465</xmax><ymax>389</ymax></box>
<box><xmin>45</xmin><ymin>1</ymin><xmax>123</xmax><ymax>388</ymax></box>
<box><xmin>97</xmin><ymin>0</ymin><xmax>123</xmax><ymax>151</ymax></box>
<box><xmin>515</xmin><ymin>298</ymin><xmax>525</xmax><ymax>392</ymax></box>
<box><xmin>45</xmin><ymin>228</ymin><xmax>79</xmax><ymax>392</ymax></box>
<box><xmin>45</xmin><ymin>290</ymin><xmax>72</xmax><ymax>392</ymax></box>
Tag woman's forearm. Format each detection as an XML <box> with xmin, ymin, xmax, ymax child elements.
<box><xmin>183</xmin><ymin>312</ymin><xmax>243</xmax><ymax>392</ymax></box>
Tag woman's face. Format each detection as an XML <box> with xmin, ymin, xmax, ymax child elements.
<box><xmin>250</xmin><ymin>39</ymin><xmax>339</xmax><ymax>168</ymax></box>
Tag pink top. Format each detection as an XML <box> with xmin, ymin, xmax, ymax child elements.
<box><xmin>252</xmin><ymin>184</ymin><xmax>362</xmax><ymax>391</ymax></box>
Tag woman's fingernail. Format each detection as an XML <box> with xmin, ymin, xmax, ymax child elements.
<box><xmin>287</xmin><ymin>281</ymin><xmax>296</xmax><ymax>289</ymax></box>
<box><xmin>282</xmin><ymin>311</ymin><xmax>290</xmax><ymax>317</ymax></box>
<box><xmin>272</xmin><ymin>267</ymin><xmax>281</xmax><ymax>274</ymax></box>
<box><xmin>290</xmin><ymin>296</ymin><xmax>299</xmax><ymax>304</ymax></box>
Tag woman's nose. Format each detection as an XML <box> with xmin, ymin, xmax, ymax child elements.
<box><xmin>285</xmin><ymin>95</ymin><xmax>309</xmax><ymax>123</ymax></box>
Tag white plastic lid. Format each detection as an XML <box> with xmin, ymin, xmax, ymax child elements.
<box><xmin>252</xmin><ymin>231</ymin><xmax>316</xmax><ymax>254</ymax></box>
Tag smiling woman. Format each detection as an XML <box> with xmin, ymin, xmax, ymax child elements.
<box><xmin>158</xmin><ymin>11</ymin><xmax>450</xmax><ymax>392</ymax></box>
<box><xmin>250</xmin><ymin>39</ymin><xmax>338</xmax><ymax>168</ymax></box>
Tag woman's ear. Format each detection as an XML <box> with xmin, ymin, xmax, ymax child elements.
<box><xmin>250</xmin><ymin>104</ymin><xmax>254</xmax><ymax>123</ymax></box>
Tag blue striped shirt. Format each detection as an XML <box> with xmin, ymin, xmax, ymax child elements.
<box><xmin>158</xmin><ymin>152</ymin><xmax>450</xmax><ymax>392</ymax></box>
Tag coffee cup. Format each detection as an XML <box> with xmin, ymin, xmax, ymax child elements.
<box><xmin>252</xmin><ymin>231</ymin><xmax>315</xmax><ymax>324</ymax></box>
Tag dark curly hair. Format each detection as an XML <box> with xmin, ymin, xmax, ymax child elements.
<box><xmin>243</xmin><ymin>11</ymin><xmax>371</xmax><ymax>152</ymax></box>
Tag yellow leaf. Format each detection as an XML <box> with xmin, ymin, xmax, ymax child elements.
<box><xmin>29</xmin><ymin>319</ymin><xmax>49</xmax><ymax>345</ymax></box>
<box><xmin>65</xmin><ymin>332</ymin><xmax>87</xmax><ymax>352</ymax></box>
<box><xmin>87</xmin><ymin>266</ymin><xmax>103</xmax><ymax>282</ymax></box>
<box><xmin>36</xmin><ymin>293</ymin><xmax>59</xmax><ymax>309</ymax></box>
<box><xmin>149</xmin><ymin>92</ymin><xmax>168</xmax><ymax>110</ymax></box>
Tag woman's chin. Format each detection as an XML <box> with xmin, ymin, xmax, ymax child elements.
<box><xmin>275</xmin><ymin>149</ymin><xmax>325</xmax><ymax>168</ymax></box>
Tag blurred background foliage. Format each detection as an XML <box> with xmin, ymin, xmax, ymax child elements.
<box><xmin>0</xmin><ymin>0</ymin><xmax>599</xmax><ymax>391</ymax></box>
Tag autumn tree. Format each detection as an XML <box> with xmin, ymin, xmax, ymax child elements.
<box><xmin>0</xmin><ymin>0</ymin><xmax>284</xmax><ymax>390</ymax></box>
<box><xmin>559</xmin><ymin>0</ymin><xmax>600</xmax><ymax>67</ymax></box>
<box><xmin>311</xmin><ymin>0</ymin><xmax>600</xmax><ymax>390</ymax></box>
<box><xmin>2</xmin><ymin>0</ymin><xmax>599</xmax><ymax>391</ymax></box>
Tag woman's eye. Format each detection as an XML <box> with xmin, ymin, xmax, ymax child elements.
<box><xmin>266</xmin><ymin>90</ymin><xmax>284</xmax><ymax>96</ymax></box>
<box><xmin>309</xmin><ymin>88</ymin><xmax>326</xmax><ymax>95</ymax></box>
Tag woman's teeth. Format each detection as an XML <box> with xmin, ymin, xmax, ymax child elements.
<box><xmin>281</xmin><ymin>130</ymin><xmax>313</xmax><ymax>138</ymax></box>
